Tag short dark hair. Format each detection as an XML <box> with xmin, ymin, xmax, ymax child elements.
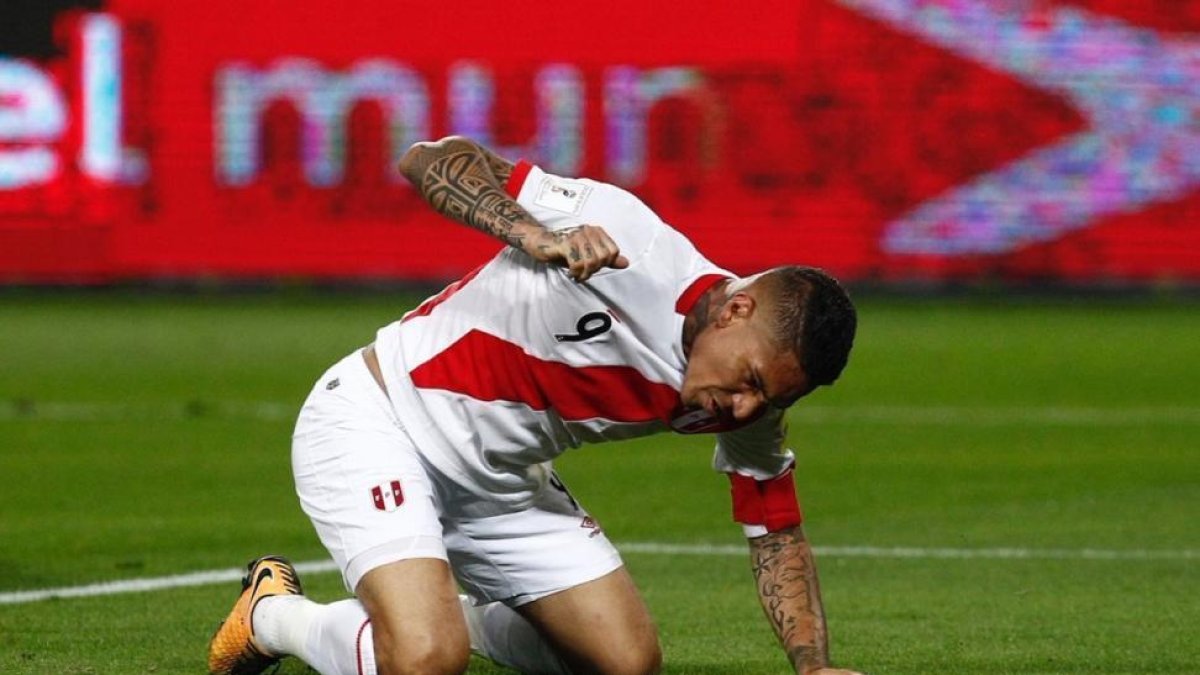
<box><xmin>768</xmin><ymin>266</ymin><xmax>857</xmax><ymax>388</ymax></box>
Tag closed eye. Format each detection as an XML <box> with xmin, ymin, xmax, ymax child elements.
<box><xmin>752</xmin><ymin>369</ymin><xmax>767</xmax><ymax>396</ymax></box>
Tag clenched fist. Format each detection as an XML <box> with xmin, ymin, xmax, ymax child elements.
<box><xmin>525</xmin><ymin>225</ymin><xmax>629</xmax><ymax>282</ymax></box>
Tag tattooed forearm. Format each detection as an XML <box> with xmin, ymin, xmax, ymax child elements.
<box><xmin>418</xmin><ymin>150</ymin><xmax>534</xmax><ymax>248</ymax></box>
<box><xmin>482</xmin><ymin>149</ymin><xmax>515</xmax><ymax>185</ymax></box>
<box><xmin>750</xmin><ymin>526</ymin><xmax>829</xmax><ymax>673</ymax></box>
<box><xmin>399</xmin><ymin>138</ymin><xmax>536</xmax><ymax>249</ymax></box>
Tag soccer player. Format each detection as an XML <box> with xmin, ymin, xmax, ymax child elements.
<box><xmin>208</xmin><ymin>136</ymin><xmax>861</xmax><ymax>675</ymax></box>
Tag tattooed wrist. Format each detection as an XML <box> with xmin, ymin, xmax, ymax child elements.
<box><xmin>750</xmin><ymin>526</ymin><xmax>829</xmax><ymax>671</ymax></box>
<box><xmin>470</xmin><ymin>190</ymin><xmax>537</xmax><ymax>248</ymax></box>
<box><xmin>787</xmin><ymin>645</ymin><xmax>824</xmax><ymax>672</ymax></box>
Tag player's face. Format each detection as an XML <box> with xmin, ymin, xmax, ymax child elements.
<box><xmin>680</xmin><ymin>294</ymin><xmax>809</xmax><ymax>425</ymax></box>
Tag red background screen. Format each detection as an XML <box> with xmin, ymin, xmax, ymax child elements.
<box><xmin>1</xmin><ymin>0</ymin><xmax>1197</xmax><ymax>284</ymax></box>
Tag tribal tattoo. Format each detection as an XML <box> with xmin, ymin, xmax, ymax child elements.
<box><xmin>403</xmin><ymin>141</ymin><xmax>533</xmax><ymax>250</ymax></box>
<box><xmin>482</xmin><ymin>150</ymin><xmax>515</xmax><ymax>186</ymax></box>
<box><xmin>750</xmin><ymin>526</ymin><xmax>829</xmax><ymax>673</ymax></box>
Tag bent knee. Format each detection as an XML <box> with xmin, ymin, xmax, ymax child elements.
<box><xmin>597</xmin><ymin>635</ymin><xmax>662</xmax><ymax>675</ymax></box>
<box><xmin>629</xmin><ymin>641</ymin><xmax>664</xmax><ymax>675</ymax></box>
<box><xmin>375</xmin><ymin>637</ymin><xmax>470</xmax><ymax>675</ymax></box>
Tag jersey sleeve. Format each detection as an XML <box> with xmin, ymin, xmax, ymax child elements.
<box><xmin>506</xmin><ymin>161</ymin><xmax>694</xmax><ymax>272</ymax></box>
<box><xmin>712</xmin><ymin>407</ymin><xmax>802</xmax><ymax>538</ymax></box>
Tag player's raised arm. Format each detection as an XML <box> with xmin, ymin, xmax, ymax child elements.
<box><xmin>397</xmin><ymin>136</ymin><xmax>627</xmax><ymax>281</ymax></box>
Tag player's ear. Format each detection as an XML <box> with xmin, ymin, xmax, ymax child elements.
<box><xmin>716</xmin><ymin>292</ymin><xmax>756</xmax><ymax>327</ymax></box>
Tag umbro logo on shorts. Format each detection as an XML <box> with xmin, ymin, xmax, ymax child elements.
<box><xmin>370</xmin><ymin>480</ymin><xmax>404</xmax><ymax>512</ymax></box>
<box><xmin>580</xmin><ymin>516</ymin><xmax>602</xmax><ymax>538</ymax></box>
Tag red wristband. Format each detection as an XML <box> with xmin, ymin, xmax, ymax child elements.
<box><xmin>729</xmin><ymin>467</ymin><xmax>803</xmax><ymax>532</ymax></box>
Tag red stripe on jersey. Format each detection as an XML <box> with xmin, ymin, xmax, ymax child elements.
<box><xmin>505</xmin><ymin>160</ymin><xmax>534</xmax><ymax>198</ymax></box>
<box><xmin>675</xmin><ymin>274</ymin><xmax>730</xmax><ymax>315</ymax></box>
<box><xmin>401</xmin><ymin>263</ymin><xmax>486</xmax><ymax>323</ymax></box>
<box><xmin>729</xmin><ymin>467</ymin><xmax>803</xmax><ymax>532</ymax></box>
<box><xmin>410</xmin><ymin>329</ymin><xmax>680</xmax><ymax>423</ymax></box>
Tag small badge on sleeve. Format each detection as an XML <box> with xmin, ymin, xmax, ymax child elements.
<box><xmin>534</xmin><ymin>177</ymin><xmax>591</xmax><ymax>215</ymax></box>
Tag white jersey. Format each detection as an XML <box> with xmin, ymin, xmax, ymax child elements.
<box><xmin>374</xmin><ymin>162</ymin><xmax>794</xmax><ymax>507</ymax></box>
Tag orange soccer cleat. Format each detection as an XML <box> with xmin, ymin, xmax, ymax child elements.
<box><xmin>207</xmin><ymin>555</ymin><xmax>304</xmax><ymax>675</ymax></box>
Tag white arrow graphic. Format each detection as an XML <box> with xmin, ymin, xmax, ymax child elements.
<box><xmin>838</xmin><ymin>0</ymin><xmax>1200</xmax><ymax>255</ymax></box>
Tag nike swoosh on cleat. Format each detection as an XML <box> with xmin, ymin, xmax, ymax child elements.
<box><xmin>251</xmin><ymin>567</ymin><xmax>274</xmax><ymax>597</ymax></box>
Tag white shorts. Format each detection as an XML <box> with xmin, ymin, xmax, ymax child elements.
<box><xmin>292</xmin><ymin>350</ymin><xmax>623</xmax><ymax>606</ymax></box>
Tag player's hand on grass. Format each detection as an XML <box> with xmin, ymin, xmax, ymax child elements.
<box><xmin>526</xmin><ymin>224</ymin><xmax>629</xmax><ymax>282</ymax></box>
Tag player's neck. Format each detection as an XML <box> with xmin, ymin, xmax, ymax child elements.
<box><xmin>681</xmin><ymin>279</ymin><xmax>730</xmax><ymax>358</ymax></box>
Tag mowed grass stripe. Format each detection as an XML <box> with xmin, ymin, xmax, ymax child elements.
<box><xmin>4</xmin><ymin>401</ymin><xmax>1200</xmax><ymax>425</ymax></box>
<box><xmin>0</xmin><ymin>400</ymin><xmax>297</xmax><ymax>422</ymax></box>
<box><xmin>4</xmin><ymin>543</ymin><xmax>1196</xmax><ymax>606</ymax></box>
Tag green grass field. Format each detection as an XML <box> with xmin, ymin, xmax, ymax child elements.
<box><xmin>0</xmin><ymin>293</ymin><xmax>1196</xmax><ymax>674</ymax></box>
